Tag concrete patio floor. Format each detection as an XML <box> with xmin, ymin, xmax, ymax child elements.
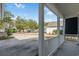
<box><xmin>54</xmin><ymin>40</ymin><xmax>79</xmax><ymax>56</ymax></box>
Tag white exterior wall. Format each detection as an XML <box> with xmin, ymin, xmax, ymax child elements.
<box><xmin>46</xmin><ymin>26</ymin><xmax>63</xmax><ymax>34</ymax></box>
<box><xmin>46</xmin><ymin>27</ymin><xmax>57</xmax><ymax>34</ymax></box>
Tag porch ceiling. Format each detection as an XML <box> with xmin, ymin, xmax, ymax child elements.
<box><xmin>46</xmin><ymin>3</ymin><xmax>79</xmax><ymax>19</ymax></box>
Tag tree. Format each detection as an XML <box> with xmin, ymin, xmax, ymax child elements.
<box><xmin>0</xmin><ymin>20</ymin><xmax>4</xmax><ymax>29</ymax></box>
<box><xmin>16</xmin><ymin>17</ymin><xmax>38</xmax><ymax>32</ymax></box>
<box><xmin>16</xmin><ymin>16</ymin><xmax>26</xmax><ymax>32</ymax></box>
<box><xmin>0</xmin><ymin>11</ymin><xmax>14</xmax><ymax>30</ymax></box>
<box><xmin>2</xmin><ymin>11</ymin><xmax>15</xmax><ymax>36</ymax></box>
<box><xmin>27</xmin><ymin>19</ymin><xmax>38</xmax><ymax>30</ymax></box>
<box><xmin>3</xmin><ymin>11</ymin><xmax>14</xmax><ymax>29</ymax></box>
<box><xmin>4</xmin><ymin>11</ymin><xmax>14</xmax><ymax>17</ymax></box>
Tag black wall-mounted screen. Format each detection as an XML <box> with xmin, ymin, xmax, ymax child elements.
<box><xmin>65</xmin><ymin>17</ymin><xmax>78</xmax><ymax>34</ymax></box>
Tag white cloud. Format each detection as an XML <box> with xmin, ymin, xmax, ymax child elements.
<box><xmin>14</xmin><ymin>3</ymin><xmax>25</xmax><ymax>8</ymax></box>
<box><xmin>47</xmin><ymin>11</ymin><xmax>53</xmax><ymax>15</ymax></box>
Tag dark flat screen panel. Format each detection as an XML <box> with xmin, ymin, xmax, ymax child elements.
<box><xmin>65</xmin><ymin>17</ymin><xmax>78</xmax><ymax>34</ymax></box>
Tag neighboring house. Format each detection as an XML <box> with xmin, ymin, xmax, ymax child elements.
<box><xmin>45</xmin><ymin>21</ymin><xmax>63</xmax><ymax>34</ymax></box>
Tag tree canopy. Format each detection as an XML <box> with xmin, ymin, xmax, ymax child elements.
<box><xmin>0</xmin><ymin>20</ymin><xmax>4</xmax><ymax>29</ymax></box>
<box><xmin>16</xmin><ymin>16</ymin><xmax>38</xmax><ymax>32</ymax></box>
<box><xmin>1</xmin><ymin>11</ymin><xmax>39</xmax><ymax>33</ymax></box>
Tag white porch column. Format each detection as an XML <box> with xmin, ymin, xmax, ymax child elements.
<box><xmin>39</xmin><ymin>3</ymin><xmax>45</xmax><ymax>56</ymax></box>
<box><xmin>57</xmin><ymin>16</ymin><xmax>60</xmax><ymax>39</ymax></box>
<box><xmin>63</xmin><ymin>18</ymin><xmax>65</xmax><ymax>41</ymax></box>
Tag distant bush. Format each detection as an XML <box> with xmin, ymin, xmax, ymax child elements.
<box><xmin>60</xmin><ymin>30</ymin><xmax>63</xmax><ymax>35</ymax></box>
<box><xmin>52</xmin><ymin>30</ymin><xmax>63</xmax><ymax>35</ymax></box>
<box><xmin>12</xmin><ymin>28</ymin><xmax>17</xmax><ymax>33</ymax></box>
<box><xmin>27</xmin><ymin>29</ymin><xmax>34</xmax><ymax>33</ymax></box>
<box><xmin>6</xmin><ymin>28</ymin><xmax>17</xmax><ymax>36</ymax></box>
<box><xmin>53</xmin><ymin>30</ymin><xmax>58</xmax><ymax>34</ymax></box>
<box><xmin>6</xmin><ymin>28</ymin><xmax>12</xmax><ymax>36</ymax></box>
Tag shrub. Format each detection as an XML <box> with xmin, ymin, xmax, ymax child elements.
<box><xmin>52</xmin><ymin>30</ymin><xmax>63</xmax><ymax>35</ymax></box>
<box><xmin>6</xmin><ymin>28</ymin><xmax>17</xmax><ymax>36</ymax></box>
<box><xmin>27</xmin><ymin>29</ymin><xmax>34</xmax><ymax>33</ymax></box>
<box><xmin>53</xmin><ymin>30</ymin><xmax>58</xmax><ymax>34</ymax></box>
<box><xmin>12</xmin><ymin>28</ymin><xmax>17</xmax><ymax>33</ymax></box>
<box><xmin>60</xmin><ymin>30</ymin><xmax>63</xmax><ymax>35</ymax></box>
<box><xmin>6</xmin><ymin>28</ymin><xmax>12</xmax><ymax>36</ymax></box>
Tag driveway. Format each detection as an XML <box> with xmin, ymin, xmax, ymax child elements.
<box><xmin>0</xmin><ymin>38</ymin><xmax>38</xmax><ymax>56</ymax></box>
<box><xmin>0</xmin><ymin>33</ymin><xmax>39</xmax><ymax>56</ymax></box>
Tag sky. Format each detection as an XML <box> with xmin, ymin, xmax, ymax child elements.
<box><xmin>5</xmin><ymin>3</ymin><xmax>58</xmax><ymax>23</ymax></box>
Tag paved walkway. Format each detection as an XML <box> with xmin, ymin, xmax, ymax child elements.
<box><xmin>54</xmin><ymin>40</ymin><xmax>79</xmax><ymax>56</ymax></box>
